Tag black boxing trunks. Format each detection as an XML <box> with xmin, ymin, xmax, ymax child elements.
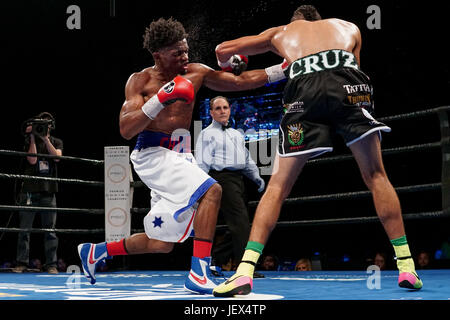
<box><xmin>279</xmin><ymin>49</ymin><xmax>391</xmax><ymax>158</ymax></box>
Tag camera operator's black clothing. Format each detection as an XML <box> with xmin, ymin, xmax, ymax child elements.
<box><xmin>15</xmin><ymin>135</ymin><xmax>63</xmax><ymax>270</ymax></box>
<box><xmin>16</xmin><ymin>192</ymin><xmax>58</xmax><ymax>268</ymax></box>
<box><xmin>22</xmin><ymin>135</ymin><xmax>63</xmax><ymax>193</ymax></box>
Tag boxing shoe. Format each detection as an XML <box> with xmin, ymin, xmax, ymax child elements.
<box><xmin>395</xmin><ymin>255</ymin><xmax>423</xmax><ymax>290</ymax></box>
<box><xmin>212</xmin><ymin>272</ymin><xmax>253</xmax><ymax>297</ymax></box>
<box><xmin>398</xmin><ymin>271</ymin><xmax>423</xmax><ymax>290</ymax></box>
<box><xmin>77</xmin><ymin>242</ymin><xmax>109</xmax><ymax>285</ymax></box>
<box><xmin>184</xmin><ymin>256</ymin><xmax>220</xmax><ymax>294</ymax></box>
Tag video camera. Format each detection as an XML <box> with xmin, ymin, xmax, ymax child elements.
<box><xmin>21</xmin><ymin>112</ymin><xmax>55</xmax><ymax>137</ymax></box>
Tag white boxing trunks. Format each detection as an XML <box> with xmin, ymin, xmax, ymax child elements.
<box><xmin>130</xmin><ymin>130</ymin><xmax>216</xmax><ymax>243</ymax></box>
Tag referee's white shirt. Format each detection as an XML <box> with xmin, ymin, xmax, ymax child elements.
<box><xmin>195</xmin><ymin>120</ymin><xmax>261</xmax><ymax>183</ymax></box>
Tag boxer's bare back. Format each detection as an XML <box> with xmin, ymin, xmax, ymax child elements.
<box><xmin>217</xmin><ymin>18</ymin><xmax>362</xmax><ymax>67</ymax></box>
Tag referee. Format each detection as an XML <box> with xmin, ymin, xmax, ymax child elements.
<box><xmin>195</xmin><ymin>96</ymin><xmax>265</xmax><ymax>272</ymax></box>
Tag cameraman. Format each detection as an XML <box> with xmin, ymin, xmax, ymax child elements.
<box><xmin>13</xmin><ymin>112</ymin><xmax>63</xmax><ymax>274</ymax></box>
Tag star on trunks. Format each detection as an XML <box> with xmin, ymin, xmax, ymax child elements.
<box><xmin>152</xmin><ymin>216</ymin><xmax>164</xmax><ymax>228</ymax></box>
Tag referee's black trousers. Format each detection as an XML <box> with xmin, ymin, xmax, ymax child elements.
<box><xmin>209</xmin><ymin>169</ymin><xmax>251</xmax><ymax>267</ymax></box>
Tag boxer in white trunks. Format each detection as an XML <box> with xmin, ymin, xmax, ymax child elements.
<box><xmin>77</xmin><ymin>17</ymin><xmax>283</xmax><ymax>294</ymax></box>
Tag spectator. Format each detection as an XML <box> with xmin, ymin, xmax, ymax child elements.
<box><xmin>416</xmin><ymin>251</ymin><xmax>432</xmax><ymax>269</ymax></box>
<box><xmin>295</xmin><ymin>258</ymin><xmax>312</xmax><ymax>271</ymax></box>
<box><xmin>30</xmin><ymin>258</ymin><xmax>42</xmax><ymax>271</ymax></box>
<box><xmin>57</xmin><ymin>258</ymin><xmax>67</xmax><ymax>272</ymax></box>
<box><xmin>259</xmin><ymin>254</ymin><xmax>279</xmax><ymax>271</ymax></box>
<box><xmin>374</xmin><ymin>252</ymin><xmax>388</xmax><ymax>270</ymax></box>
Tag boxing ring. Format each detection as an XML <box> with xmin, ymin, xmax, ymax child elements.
<box><xmin>0</xmin><ymin>106</ymin><xmax>449</xmax><ymax>301</ymax></box>
<box><xmin>0</xmin><ymin>269</ymin><xmax>449</xmax><ymax>300</ymax></box>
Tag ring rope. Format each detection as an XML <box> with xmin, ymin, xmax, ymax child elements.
<box><xmin>0</xmin><ymin>172</ymin><xmax>147</xmax><ymax>188</ymax></box>
<box><xmin>249</xmin><ymin>182</ymin><xmax>442</xmax><ymax>207</ymax></box>
<box><xmin>0</xmin><ymin>183</ymin><xmax>440</xmax><ymax>215</ymax></box>
<box><xmin>0</xmin><ymin>227</ymin><xmax>146</xmax><ymax>234</ymax></box>
<box><xmin>272</xmin><ymin>210</ymin><xmax>450</xmax><ymax>228</ymax></box>
<box><xmin>0</xmin><ymin>172</ymin><xmax>103</xmax><ymax>187</ymax></box>
<box><xmin>4</xmin><ymin>210</ymin><xmax>446</xmax><ymax>234</ymax></box>
<box><xmin>0</xmin><ymin>205</ymin><xmax>103</xmax><ymax>215</ymax></box>
<box><xmin>0</xmin><ymin>227</ymin><xmax>105</xmax><ymax>234</ymax></box>
<box><xmin>0</xmin><ymin>205</ymin><xmax>148</xmax><ymax>215</ymax></box>
<box><xmin>0</xmin><ymin>149</ymin><xmax>103</xmax><ymax>165</ymax></box>
<box><xmin>377</xmin><ymin>105</ymin><xmax>449</xmax><ymax>122</ymax></box>
<box><xmin>0</xmin><ymin>142</ymin><xmax>442</xmax><ymax>187</ymax></box>
<box><xmin>307</xmin><ymin>141</ymin><xmax>442</xmax><ymax>166</ymax></box>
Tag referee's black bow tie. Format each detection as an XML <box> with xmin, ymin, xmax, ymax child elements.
<box><xmin>222</xmin><ymin>122</ymin><xmax>232</xmax><ymax>130</ymax></box>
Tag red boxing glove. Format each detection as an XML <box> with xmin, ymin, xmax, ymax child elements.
<box><xmin>218</xmin><ymin>54</ymin><xmax>248</xmax><ymax>75</ymax></box>
<box><xmin>157</xmin><ymin>75</ymin><xmax>194</xmax><ymax>105</ymax></box>
<box><xmin>142</xmin><ymin>76</ymin><xmax>194</xmax><ymax>120</ymax></box>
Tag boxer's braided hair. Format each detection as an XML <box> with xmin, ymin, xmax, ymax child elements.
<box><xmin>143</xmin><ymin>17</ymin><xmax>188</xmax><ymax>53</ymax></box>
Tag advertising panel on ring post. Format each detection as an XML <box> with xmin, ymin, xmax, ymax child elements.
<box><xmin>104</xmin><ymin>146</ymin><xmax>131</xmax><ymax>242</ymax></box>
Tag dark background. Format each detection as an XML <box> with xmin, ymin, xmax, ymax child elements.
<box><xmin>0</xmin><ymin>0</ymin><xmax>449</xmax><ymax>271</ymax></box>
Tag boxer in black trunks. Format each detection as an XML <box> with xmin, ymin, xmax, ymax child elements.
<box><xmin>213</xmin><ymin>5</ymin><xmax>422</xmax><ymax>297</ymax></box>
<box><xmin>280</xmin><ymin>49</ymin><xmax>390</xmax><ymax>157</ymax></box>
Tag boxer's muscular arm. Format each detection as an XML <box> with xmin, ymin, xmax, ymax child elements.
<box><xmin>215</xmin><ymin>27</ymin><xmax>282</xmax><ymax>64</ymax></box>
<box><xmin>206</xmin><ymin>27</ymin><xmax>284</xmax><ymax>90</ymax></box>
<box><xmin>119</xmin><ymin>72</ymin><xmax>151</xmax><ymax>140</ymax></box>
<box><xmin>203</xmin><ymin>66</ymin><xmax>268</xmax><ymax>92</ymax></box>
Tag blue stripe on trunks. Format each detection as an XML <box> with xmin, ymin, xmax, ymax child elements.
<box><xmin>173</xmin><ymin>177</ymin><xmax>217</xmax><ymax>221</ymax></box>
